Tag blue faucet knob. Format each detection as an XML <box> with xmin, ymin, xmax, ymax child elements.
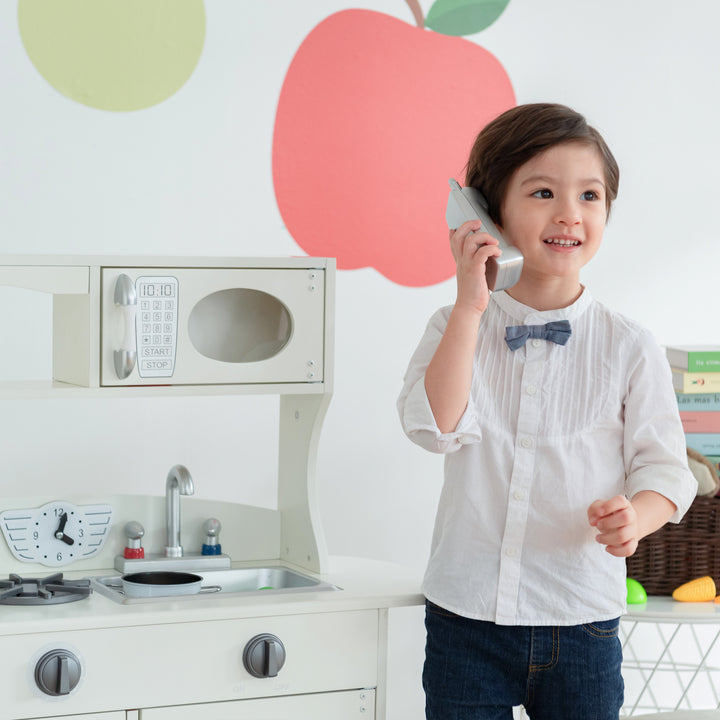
<box><xmin>201</xmin><ymin>518</ymin><xmax>222</xmax><ymax>555</ymax></box>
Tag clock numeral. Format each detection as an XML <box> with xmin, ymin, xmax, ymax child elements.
<box><xmin>56</xmin><ymin>552</ymin><xmax>63</xmax><ymax>562</ymax></box>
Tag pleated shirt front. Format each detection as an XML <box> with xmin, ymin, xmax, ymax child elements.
<box><xmin>398</xmin><ymin>289</ymin><xmax>696</xmax><ymax>626</ymax></box>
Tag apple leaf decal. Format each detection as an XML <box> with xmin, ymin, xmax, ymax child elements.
<box><xmin>425</xmin><ymin>0</ymin><xmax>510</xmax><ymax>36</ymax></box>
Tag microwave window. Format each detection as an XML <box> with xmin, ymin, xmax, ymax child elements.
<box><xmin>188</xmin><ymin>288</ymin><xmax>292</xmax><ymax>363</ymax></box>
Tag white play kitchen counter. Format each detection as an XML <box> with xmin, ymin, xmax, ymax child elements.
<box><xmin>0</xmin><ymin>256</ymin><xmax>424</xmax><ymax>720</ymax></box>
<box><xmin>0</xmin><ymin>550</ymin><xmax>422</xmax><ymax>719</ymax></box>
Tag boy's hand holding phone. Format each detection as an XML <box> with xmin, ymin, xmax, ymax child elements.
<box><xmin>450</xmin><ymin>221</ymin><xmax>501</xmax><ymax>315</ymax></box>
<box><xmin>445</xmin><ymin>179</ymin><xmax>523</xmax><ymax>293</ymax></box>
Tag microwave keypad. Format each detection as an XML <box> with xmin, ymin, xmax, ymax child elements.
<box><xmin>136</xmin><ymin>276</ymin><xmax>178</xmax><ymax>378</ymax></box>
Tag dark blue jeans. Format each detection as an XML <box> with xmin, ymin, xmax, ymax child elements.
<box><xmin>423</xmin><ymin>600</ymin><xmax>624</xmax><ymax>720</ymax></box>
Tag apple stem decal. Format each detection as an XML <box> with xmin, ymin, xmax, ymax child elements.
<box><xmin>405</xmin><ymin>0</ymin><xmax>511</xmax><ymax>35</ymax></box>
<box><xmin>405</xmin><ymin>0</ymin><xmax>425</xmax><ymax>28</ymax></box>
<box><xmin>272</xmin><ymin>2</ymin><xmax>515</xmax><ymax>287</ymax></box>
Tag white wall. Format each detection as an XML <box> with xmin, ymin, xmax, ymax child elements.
<box><xmin>2</xmin><ymin>2</ymin><xmax>719</xmax><ymax>717</ymax></box>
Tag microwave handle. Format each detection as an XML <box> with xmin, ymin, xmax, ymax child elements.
<box><xmin>113</xmin><ymin>274</ymin><xmax>137</xmax><ymax>380</ymax></box>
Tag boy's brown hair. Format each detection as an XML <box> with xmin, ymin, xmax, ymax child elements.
<box><xmin>464</xmin><ymin>103</ymin><xmax>620</xmax><ymax>225</ymax></box>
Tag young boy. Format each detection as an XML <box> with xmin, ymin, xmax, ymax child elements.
<box><xmin>397</xmin><ymin>103</ymin><xmax>697</xmax><ymax>719</ymax></box>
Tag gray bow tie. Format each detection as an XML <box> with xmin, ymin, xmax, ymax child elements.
<box><xmin>505</xmin><ymin>320</ymin><xmax>572</xmax><ymax>351</ymax></box>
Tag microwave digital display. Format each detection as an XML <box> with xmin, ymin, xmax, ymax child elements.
<box><xmin>139</xmin><ymin>282</ymin><xmax>176</xmax><ymax>298</ymax></box>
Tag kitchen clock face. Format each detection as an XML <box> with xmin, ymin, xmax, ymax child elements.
<box><xmin>0</xmin><ymin>502</ymin><xmax>113</xmax><ymax>566</ymax></box>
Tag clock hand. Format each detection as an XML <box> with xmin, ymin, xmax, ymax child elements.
<box><xmin>54</xmin><ymin>512</ymin><xmax>75</xmax><ymax>545</ymax></box>
<box><xmin>54</xmin><ymin>512</ymin><xmax>68</xmax><ymax>539</ymax></box>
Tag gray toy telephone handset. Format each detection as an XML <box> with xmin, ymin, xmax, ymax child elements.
<box><xmin>446</xmin><ymin>179</ymin><xmax>523</xmax><ymax>291</ymax></box>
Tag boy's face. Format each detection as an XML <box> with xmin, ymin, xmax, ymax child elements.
<box><xmin>497</xmin><ymin>142</ymin><xmax>607</xmax><ymax>285</ymax></box>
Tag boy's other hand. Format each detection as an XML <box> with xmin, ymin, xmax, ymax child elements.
<box><xmin>587</xmin><ymin>495</ymin><xmax>639</xmax><ymax>558</ymax></box>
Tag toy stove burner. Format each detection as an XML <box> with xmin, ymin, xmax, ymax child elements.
<box><xmin>0</xmin><ymin>572</ymin><xmax>92</xmax><ymax>605</ymax></box>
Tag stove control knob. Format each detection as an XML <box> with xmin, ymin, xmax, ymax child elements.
<box><xmin>34</xmin><ymin>649</ymin><xmax>82</xmax><ymax>696</ymax></box>
<box><xmin>243</xmin><ymin>633</ymin><xmax>286</xmax><ymax>678</ymax></box>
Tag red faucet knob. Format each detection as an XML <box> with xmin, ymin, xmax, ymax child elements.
<box><xmin>123</xmin><ymin>521</ymin><xmax>145</xmax><ymax>559</ymax></box>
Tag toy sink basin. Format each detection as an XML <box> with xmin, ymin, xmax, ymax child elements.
<box><xmin>90</xmin><ymin>565</ymin><xmax>337</xmax><ymax>604</ymax></box>
<box><xmin>200</xmin><ymin>566</ymin><xmax>335</xmax><ymax>593</ymax></box>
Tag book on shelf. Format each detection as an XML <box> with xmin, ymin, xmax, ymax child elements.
<box><xmin>676</xmin><ymin>392</ymin><xmax>720</xmax><ymax>410</ymax></box>
<box><xmin>685</xmin><ymin>433</ymin><xmax>720</xmax><ymax>455</ymax></box>
<box><xmin>680</xmin><ymin>411</ymin><xmax>720</xmax><ymax>433</ymax></box>
<box><xmin>671</xmin><ymin>368</ymin><xmax>720</xmax><ymax>394</ymax></box>
<box><xmin>666</xmin><ymin>345</ymin><xmax>720</xmax><ymax>372</ymax></box>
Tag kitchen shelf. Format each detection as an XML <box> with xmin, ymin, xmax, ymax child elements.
<box><xmin>0</xmin><ymin>379</ymin><xmax>328</xmax><ymax>399</ymax></box>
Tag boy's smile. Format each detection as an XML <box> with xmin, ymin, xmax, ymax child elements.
<box><xmin>497</xmin><ymin>141</ymin><xmax>608</xmax><ymax>306</ymax></box>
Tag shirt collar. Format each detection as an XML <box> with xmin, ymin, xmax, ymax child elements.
<box><xmin>491</xmin><ymin>286</ymin><xmax>593</xmax><ymax>325</ymax></box>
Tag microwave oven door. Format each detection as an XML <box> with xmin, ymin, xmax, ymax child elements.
<box><xmin>100</xmin><ymin>268</ymin><xmax>325</xmax><ymax>386</ymax></box>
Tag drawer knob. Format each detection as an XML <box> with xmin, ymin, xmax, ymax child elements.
<box><xmin>243</xmin><ymin>633</ymin><xmax>286</xmax><ymax>678</ymax></box>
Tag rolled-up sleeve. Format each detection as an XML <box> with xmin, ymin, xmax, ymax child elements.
<box><xmin>623</xmin><ymin>329</ymin><xmax>697</xmax><ymax>522</ymax></box>
<box><xmin>397</xmin><ymin>307</ymin><xmax>482</xmax><ymax>454</ymax></box>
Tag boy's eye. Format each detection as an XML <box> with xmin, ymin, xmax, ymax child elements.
<box><xmin>532</xmin><ymin>189</ymin><xmax>553</xmax><ymax>199</ymax></box>
<box><xmin>581</xmin><ymin>190</ymin><xmax>600</xmax><ymax>201</ymax></box>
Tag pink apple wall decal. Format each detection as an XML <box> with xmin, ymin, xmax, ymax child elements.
<box><xmin>272</xmin><ymin>0</ymin><xmax>515</xmax><ymax>287</ymax></box>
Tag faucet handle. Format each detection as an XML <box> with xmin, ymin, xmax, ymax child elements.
<box><xmin>123</xmin><ymin>521</ymin><xmax>145</xmax><ymax>559</ymax></box>
<box><xmin>202</xmin><ymin>518</ymin><xmax>222</xmax><ymax>556</ymax></box>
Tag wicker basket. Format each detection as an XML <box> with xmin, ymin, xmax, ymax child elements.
<box><xmin>626</xmin><ymin>494</ymin><xmax>720</xmax><ymax>596</ymax></box>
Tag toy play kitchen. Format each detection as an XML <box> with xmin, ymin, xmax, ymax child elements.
<box><xmin>0</xmin><ymin>255</ymin><xmax>422</xmax><ymax>720</ymax></box>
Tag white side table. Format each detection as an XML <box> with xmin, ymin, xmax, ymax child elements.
<box><xmin>630</xmin><ymin>712</ymin><xmax>720</xmax><ymax>719</ymax></box>
<box><xmin>633</xmin><ymin>710</ymin><xmax>720</xmax><ymax>720</ymax></box>
<box><xmin>622</xmin><ymin>598</ymin><xmax>720</xmax><ymax>716</ymax></box>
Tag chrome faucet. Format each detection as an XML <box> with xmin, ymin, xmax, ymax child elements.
<box><xmin>164</xmin><ymin>464</ymin><xmax>194</xmax><ymax>558</ymax></box>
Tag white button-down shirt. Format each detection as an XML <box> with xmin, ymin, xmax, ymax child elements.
<box><xmin>398</xmin><ymin>289</ymin><xmax>696</xmax><ymax>626</ymax></box>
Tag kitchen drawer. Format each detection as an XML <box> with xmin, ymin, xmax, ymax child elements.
<box><xmin>2</xmin><ymin>610</ymin><xmax>379</xmax><ymax>719</ymax></box>
<box><xmin>140</xmin><ymin>689</ymin><xmax>374</xmax><ymax>718</ymax></box>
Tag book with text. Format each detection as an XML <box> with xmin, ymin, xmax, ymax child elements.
<box><xmin>666</xmin><ymin>345</ymin><xmax>720</xmax><ymax>372</ymax></box>
<box><xmin>672</xmin><ymin>369</ymin><xmax>720</xmax><ymax>394</ymax></box>
<box><xmin>680</xmin><ymin>411</ymin><xmax>720</xmax><ymax>433</ymax></box>
<box><xmin>686</xmin><ymin>433</ymin><xmax>720</xmax><ymax>455</ymax></box>
<box><xmin>676</xmin><ymin>392</ymin><xmax>720</xmax><ymax>410</ymax></box>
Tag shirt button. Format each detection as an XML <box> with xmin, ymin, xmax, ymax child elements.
<box><xmin>505</xmin><ymin>547</ymin><xmax>516</xmax><ymax>557</ymax></box>
<box><xmin>513</xmin><ymin>490</ymin><xmax>525</xmax><ymax>501</ymax></box>
<box><xmin>520</xmin><ymin>437</ymin><xmax>532</xmax><ymax>449</ymax></box>
<box><xmin>532</xmin><ymin>339</ymin><xmax>542</xmax><ymax>348</ymax></box>
<box><xmin>526</xmin><ymin>385</ymin><xmax>537</xmax><ymax>395</ymax></box>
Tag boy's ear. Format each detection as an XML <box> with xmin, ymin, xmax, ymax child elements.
<box><xmin>494</xmin><ymin>204</ymin><xmax>505</xmax><ymax>234</ymax></box>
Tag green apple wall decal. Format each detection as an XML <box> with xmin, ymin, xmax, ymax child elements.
<box><xmin>17</xmin><ymin>0</ymin><xmax>205</xmax><ymax>112</ymax></box>
<box><xmin>272</xmin><ymin>0</ymin><xmax>515</xmax><ymax>287</ymax></box>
